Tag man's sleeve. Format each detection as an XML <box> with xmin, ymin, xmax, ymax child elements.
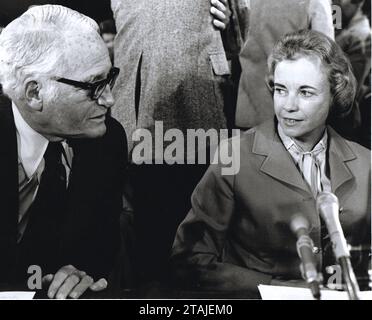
<box><xmin>222</xmin><ymin>0</ymin><xmax>251</xmax><ymax>58</ymax></box>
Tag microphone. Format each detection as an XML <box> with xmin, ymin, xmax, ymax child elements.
<box><xmin>316</xmin><ymin>192</ymin><xmax>360</xmax><ymax>300</ymax></box>
<box><xmin>290</xmin><ymin>214</ymin><xmax>321</xmax><ymax>300</ymax></box>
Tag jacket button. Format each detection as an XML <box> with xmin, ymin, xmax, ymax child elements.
<box><xmin>313</xmin><ymin>246</ymin><xmax>320</xmax><ymax>254</ymax></box>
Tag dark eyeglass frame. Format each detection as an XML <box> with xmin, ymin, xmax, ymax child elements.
<box><xmin>55</xmin><ymin>67</ymin><xmax>120</xmax><ymax>100</ymax></box>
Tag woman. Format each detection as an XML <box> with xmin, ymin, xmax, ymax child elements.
<box><xmin>171</xmin><ymin>30</ymin><xmax>371</xmax><ymax>296</ymax></box>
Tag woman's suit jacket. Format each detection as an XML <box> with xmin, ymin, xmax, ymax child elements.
<box><xmin>171</xmin><ymin>119</ymin><xmax>371</xmax><ymax>293</ymax></box>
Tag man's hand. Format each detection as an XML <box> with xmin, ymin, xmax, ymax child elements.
<box><xmin>210</xmin><ymin>0</ymin><xmax>232</xmax><ymax>30</ymax></box>
<box><xmin>42</xmin><ymin>265</ymin><xmax>108</xmax><ymax>299</ymax></box>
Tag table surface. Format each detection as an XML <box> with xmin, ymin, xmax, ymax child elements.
<box><xmin>2</xmin><ymin>280</ymin><xmax>370</xmax><ymax>299</ymax></box>
<box><xmin>0</xmin><ymin>283</ymin><xmax>261</xmax><ymax>299</ymax></box>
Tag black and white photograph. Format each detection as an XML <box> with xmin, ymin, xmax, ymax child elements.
<box><xmin>0</xmin><ymin>0</ymin><xmax>371</xmax><ymax>306</ymax></box>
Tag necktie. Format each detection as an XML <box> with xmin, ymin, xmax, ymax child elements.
<box><xmin>39</xmin><ymin>142</ymin><xmax>67</xmax><ymax>196</ymax></box>
<box><xmin>310</xmin><ymin>154</ymin><xmax>321</xmax><ymax>198</ymax></box>
<box><xmin>17</xmin><ymin>142</ymin><xmax>67</xmax><ymax>243</ymax></box>
<box><xmin>17</xmin><ymin>163</ymin><xmax>39</xmax><ymax>242</ymax></box>
<box><xmin>292</xmin><ymin>144</ymin><xmax>325</xmax><ymax>198</ymax></box>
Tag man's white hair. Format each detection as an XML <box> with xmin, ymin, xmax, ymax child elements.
<box><xmin>0</xmin><ymin>5</ymin><xmax>100</xmax><ymax>100</ymax></box>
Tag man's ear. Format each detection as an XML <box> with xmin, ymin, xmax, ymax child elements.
<box><xmin>25</xmin><ymin>81</ymin><xmax>43</xmax><ymax>111</ymax></box>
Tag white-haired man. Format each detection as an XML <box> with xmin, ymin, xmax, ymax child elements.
<box><xmin>0</xmin><ymin>5</ymin><xmax>127</xmax><ymax>299</ymax></box>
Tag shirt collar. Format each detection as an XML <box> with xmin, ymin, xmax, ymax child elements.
<box><xmin>277</xmin><ymin>124</ymin><xmax>328</xmax><ymax>154</ymax></box>
<box><xmin>12</xmin><ymin>102</ymin><xmax>49</xmax><ymax>179</ymax></box>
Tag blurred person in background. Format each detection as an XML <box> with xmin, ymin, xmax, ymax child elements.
<box><xmin>110</xmin><ymin>0</ymin><xmax>250</xmax><ymax>287</ymax></box>
<box><xmin>99</xmin><ymin>19</ymin><xmax>116</xmax><ymax>64</ymax></box>
<box><xmin>332</xmin><ymin>0</ymin><xmax>371</xmax><ymax>148</ymax></box>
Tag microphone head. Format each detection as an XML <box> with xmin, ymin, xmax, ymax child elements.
<box><xmin>316</xmin><ymin>192</ymin><xmax>339</xmax><ymax>221</ymax></box>
<box><xmin>317</xmin><ymin>192</ymin><xmax>350</xmax><ymax>260</ymax></box>
<box><xmin>290</xmin><ymin>214</ymin><xmax>310</xmax><ymax>235</ymax></box>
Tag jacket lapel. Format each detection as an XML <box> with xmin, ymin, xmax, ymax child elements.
<box><xmin>327</xmin><ymin>127</ymin><xmax>356</xmax><ymax>194</ymax></box>
<box><xmin>252</xmin><ymin>120</ymin><xmax>357</xmax><ymax>197</ymax></box>
<box><xmin>0</xmin><ymin>97</ymin><xmax>19</xmax><ymax>266</ymax></box>
<box><xmin>252</xmin><ymin>120</ymin><xmax>311</xmax><ymax>195</ymax></box>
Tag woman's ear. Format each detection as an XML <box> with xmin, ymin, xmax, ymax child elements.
<box><xmin>265</xmin><ymin>75</ymin><xmax>275</xmax><ymax>95</ymax></box>
<box><xmin>25</xmin><ymin>80</ymin><xmax>43</xmax><ymax>111</ymax></box>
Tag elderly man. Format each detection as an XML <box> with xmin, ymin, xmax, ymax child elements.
<box><xmin>0</xmin><ymin>5</ymin><xmax>127</xmax><ymax>299</ymax></box>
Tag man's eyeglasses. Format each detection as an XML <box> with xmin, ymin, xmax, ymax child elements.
<box><xmin>55</xmin><ymin>67</ymin><xmax>120</xmax><ymax>100</ymax></box>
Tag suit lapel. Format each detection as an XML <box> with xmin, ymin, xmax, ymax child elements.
<box><xmin>252</xmin><ymin>120</ymin><xmax>311</xmax><ymax>195</ymax></box>
<box><xmin>327</xmin><ymin>127</ymin><xmax>356</xmax><ymax>194</ymax></box>
<box><xmin>0</xmin><ymin>97</ymin><xmax>19</xmax><ymax>253</ymax></box>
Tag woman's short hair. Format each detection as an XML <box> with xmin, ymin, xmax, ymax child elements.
<box><xmin>267</xmin><ymin>30</ymin><xmax>357</xmax><ymax>118</ymax></box>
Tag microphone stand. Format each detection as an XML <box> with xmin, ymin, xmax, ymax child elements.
<box><xmin>316</xmin><ymin>192</ymin><xmax>361</xmax><ymax>300</ymax></box>
<box><xmin>297</xmin><ymin>235</ymin><xmax>322</xmax><ymax>300</ymax></box>
<box><xmin>291</xmin><ymin>216</ymin><xmax>322</xmax><ymax>300</ymax></box>
<box><xmin>308</xmin><ymin>280</ymin><xmax>321</xmax><ymax>300</ymax></box>
<box><xmin>339</xmin><ymin>256</ymin><xmax>360</xmax><ymax>300</ymax></box>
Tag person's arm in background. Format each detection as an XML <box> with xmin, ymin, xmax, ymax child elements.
<box><xmin>170</xmin><ymin>140</ymin><xmax>272</xmax><ymax>296</ymax></box>
<box><xmin>336</xmin><ymin>13</ymin><xmax>371</xmax><ymax>93</ymax></box>
<box><xmin>210</xmin><ymin>0</ymin><xmax>250</xmax><ymax>58</ymax></box>
<box><xmin>309</xmin><ymin>0</ymin><xmax>335</xmax><ymax>39</ymax></box>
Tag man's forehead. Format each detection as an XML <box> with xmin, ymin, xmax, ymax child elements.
<box><xmin>62</xmin><ymin>33</ymin><xmax>111</xmax><ymax>78</ymax></box>
<box><xmin>65</xmin><ymin>31</ymin><xmax>105</xmax><ymax>54</ymax></box>
<box><xmin>66</xmin><ymin>59</ymin><xmax>111</xmax><ymax>82</ymax></box>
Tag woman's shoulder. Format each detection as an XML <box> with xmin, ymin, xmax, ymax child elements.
<box><xmin>344</xmin><ymin>139</ymin><xmax>370</xmax><ymax>161</ymax></box>
<box><xmin>329</xmin><ymin>127</ymin><xmax>371</xmax><ymax>165</ymax></box>
<box><xmin>238</xmin><ymin>119</ymin><xmax>276</xmax><ymax>151</ymax></box>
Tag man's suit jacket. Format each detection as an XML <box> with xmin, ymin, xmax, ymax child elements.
<box><xmin>0</xmin><ymin>98</ymin><xmax>127</xmax><ymax>285</ymax></box>
<box><xmin>110</xmin><ymin>0</ymin><xmax>250</xmax><ymax>160</ymax></box>
<box><xmin>171</xmin><ymin>119</ymin><xmax>371</xmax><ymax>292</ymax></box>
